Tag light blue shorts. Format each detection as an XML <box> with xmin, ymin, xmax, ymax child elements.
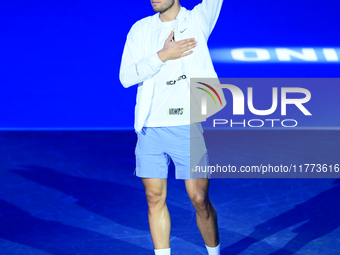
<box><xmin>135</xmin><ymin>123</ymin><xmax>210</xmax><ymax>179</ymax></box>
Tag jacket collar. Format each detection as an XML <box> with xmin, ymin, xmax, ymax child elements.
<box><xmin>175</xmin><ymin>6</ymin><xmax>187</xmax><ymax>21</ymax></box>
<box><xmin>156</xmin><ymin>6</ymin><xmax>187</xmax><ymax>23</ymax></box>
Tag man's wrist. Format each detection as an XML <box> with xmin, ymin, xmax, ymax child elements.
<box><xmin>157</xmin><ymin>50</ymin><xmax>168</xmax><ymax>62</ymax></box>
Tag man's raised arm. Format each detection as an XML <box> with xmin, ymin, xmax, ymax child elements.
<box><xmin>193</xmin><ymin>0</ymin><xmax>224</xmax><ymax>39</ymax></box>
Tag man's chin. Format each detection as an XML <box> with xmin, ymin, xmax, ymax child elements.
<box><xmin>152</xmin><ymin>7</ymin><xmax>161</xmax><ymax>13</ymax></box>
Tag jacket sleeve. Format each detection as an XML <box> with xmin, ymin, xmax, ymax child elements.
<box><xmin>119</xmin><ymin>23</ymin><xmax>165</xmax><ymax>88</ymax></box>
<box><xmin>193</xmin><ymin>0</ymin><xmax>224</xmax><ymax>39</ymax></box>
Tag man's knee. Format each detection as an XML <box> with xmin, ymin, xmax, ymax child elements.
<box><xmin>190</xmin><ymin>193</ymin><xmax>211</xmax><ymax>217</ymax></box>
<box><xmin>145</xmin><ymin>188</ymin><xmax>166</xmax><ymax>210</ymax></box>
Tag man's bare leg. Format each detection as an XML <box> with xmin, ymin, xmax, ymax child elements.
<box><xmin>142</xmin><ymin>178</ymin><xmax>171</xmax><ymax>249</ymax></box>
<box><xmin>185</xmin><ymin>178</ymin><xmax>219</xmax><ymax>247</ymax></box>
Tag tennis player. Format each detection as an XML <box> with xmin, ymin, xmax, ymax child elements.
<box><xmin>120</xmin><ymin>0</ymin><xmax>224</xmax><ymax>254</ymax></box>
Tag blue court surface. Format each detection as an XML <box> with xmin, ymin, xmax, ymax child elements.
<box><xmin>0</xmin><ymin>130</ymin><xmax>339</xmax><ymax>254</ymax></box>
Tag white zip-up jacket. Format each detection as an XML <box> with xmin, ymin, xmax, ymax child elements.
<box><xmin>120</xmin><ymin>0</ymin><xmax>225</xmax><ymax>132</ymax></box>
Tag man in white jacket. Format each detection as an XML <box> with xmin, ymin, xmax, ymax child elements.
<box><xmin>120</xmin><ymin>0</ymin><xmax>223</xmax><ymax>254</ymax></box>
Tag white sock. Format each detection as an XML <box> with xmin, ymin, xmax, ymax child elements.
<box><xmin>154</xmin><ymin>248</ymin><xmax>171</xmax><ymax>255</ymax></box>
<box><xmin>205</xmin><ymin>244</ymin><xmax>220</xmax><ymax>255</ymax></box>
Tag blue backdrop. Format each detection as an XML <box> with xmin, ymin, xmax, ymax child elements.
<box><xmin>1</xmin><ymin>0</ymin><xmax>339</xmax><ymax>130</ymax></box>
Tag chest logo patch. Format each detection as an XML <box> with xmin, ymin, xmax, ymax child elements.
<box><xmin>166</xmin><ymin>75</ymin><xmax>187</xmax><ymax>85</ymax></box>
<box><xmin>168</xmin><ymin>108</ymin><xmax>185</xmax><ymax>115</ymax></box>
